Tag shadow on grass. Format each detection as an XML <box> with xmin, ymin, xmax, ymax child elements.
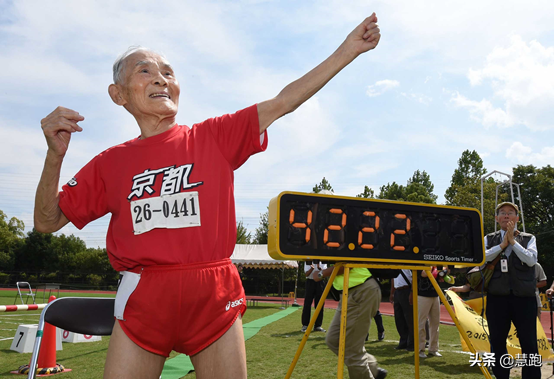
<box><xmin>269</xmin><ymin>330</ymin><xmax>327</xmax><ymax>339</ymax></box>
<box><xmin>364</xmin><ymin>341</ymin><xmax>480</xmax><ymax>375</ymax></box>
<box><xmin>1</xmin><ymin>348</ymin><xmax>29</xmax><ymax>357</ymax></box>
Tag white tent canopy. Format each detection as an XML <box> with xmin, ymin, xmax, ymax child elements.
<box><xmin>231</xmin><ymin>244</ymin><xmax>298</xmax><ymax>269</ymax></box>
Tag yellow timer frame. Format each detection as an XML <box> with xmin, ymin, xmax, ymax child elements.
<box><xmin>268</xmin><ymin>191</ymin><xmax>485</xmax><ymax>267</ymax></box>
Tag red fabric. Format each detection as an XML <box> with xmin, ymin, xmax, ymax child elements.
<box><xmin>118</xmin><ymin>259</ymin><xmax>246</xmax><ymax>356</ymax></box>
<box><xmin>59</xmin><ymin>105</ymin><xmax>266</xmax><ymax>271</ymax></box>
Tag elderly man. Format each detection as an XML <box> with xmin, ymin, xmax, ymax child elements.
<box><xmin>485</xmin><ymin>202</ymin><xmax>539</xmax><ymax>379</ymax></box>
<box><xmin>34</xmin><ymin>15</ymin><xmax>381</xmax><ymax>379</ymax></box>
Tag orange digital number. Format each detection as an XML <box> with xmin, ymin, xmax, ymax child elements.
<box><xmin>289</xmin><ymin>209</ymin><xmax>312</xmax><ymax>243</ymax></box>
<box><xmin>358</xmin><ymin>211</ymin><xmax>380</xmax><ymax>249</ymax></box>
<box><xmin>390</xmin><ymin>213</ymin><xmax>411</xmax><ymax>251</ymax></box>
<box><xmin>324</xmin><ymin>208</ymin><xmax>346</xmax><ymax>248</ymax></box>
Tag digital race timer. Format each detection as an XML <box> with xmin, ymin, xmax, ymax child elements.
<box><xmin>268</xmin><ymin>192</ymin><xmax>485</xmax><ymax>266</ymax></box>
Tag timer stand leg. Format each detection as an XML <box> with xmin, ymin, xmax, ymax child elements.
<box><xmin>284</xmin><ymin>265</ymin><xmax>342</xmax><ymax>379</ymax></box>
<box><xmin>336</xmin><ymin>267</ymin><xmax>350</xmax><ymax>379</ymax></box>
<box><xmin>426</xmin><ymin>271</ymin><xmax>493</xmax><ymax>379</ymax></box>
<box><xmin>412</xmin><ymin>270</ymin><xmax>420</xmax><ymax>379</ymax></box>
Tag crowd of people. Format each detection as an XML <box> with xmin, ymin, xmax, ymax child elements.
<box><xmin>304</xmin><ymin>201</ymin><xmax>545</xmax><ymax>379</ymax></box>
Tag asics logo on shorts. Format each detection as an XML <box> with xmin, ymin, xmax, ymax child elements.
<box><xmin>225</xmin><ymin>298</ymin><xmax>244</xmax><ymax>311</ymax></box>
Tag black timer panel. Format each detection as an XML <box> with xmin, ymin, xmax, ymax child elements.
<box><xmin>277</xmin><ymin>193</ymin><xmax>484</xmax><ymax>265</ymax></box>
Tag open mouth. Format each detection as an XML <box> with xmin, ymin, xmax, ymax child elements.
<box><xmin>149</xmin><ymin>93</ymin><xmax>170</xmax><ymax>99</ymax></box>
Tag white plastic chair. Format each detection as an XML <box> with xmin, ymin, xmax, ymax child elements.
<box><xmin>14</xmin><ymin>282</ymin><xmax>36</xmax><ymax>305</ymax></box>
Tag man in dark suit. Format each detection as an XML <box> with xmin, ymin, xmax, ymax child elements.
<box><xmin>485</xmin><ymin>202</ymin><xmax>539</xmax><ymax>379</ymax></box>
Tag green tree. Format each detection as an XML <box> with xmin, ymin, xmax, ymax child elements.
<box><xmin>312</xmin><ymin>177</ymin><xmax>333</xmax><ymax>194</ymax></box>
<box><xmin>15</xmin><ymin>229</ymin><xmax>59</xmax><ymax>272</ymax></box>
<box><xmin>513</xmin><ymin>165</ymin><xmax>554</xmax><ymax>230</ymax></box>
<box><xmin>252</xmin><ymin>209</ymin><xmax>269</xmax><ymax>244</ymax></box>
<box><xmin>53</xmin><ymin>234</ymin><xmax>88</xmax><ymax>272</ymax></box>
<box><xmin>378</xmin><ymin>170</ymin><xmax>437</xmax><ymax>204</ymax></box>
<box><xmin>444</xmin><ymin>150</ymin><xmax>510</xmax><ymax>234</ymax></box>
<box><xmin>236</xmin><ymin>220</ymin><xmax>251</xmax><ymax>244</ymax></box>
<box><xmin>445</xmin><ymin>150</ymin><xmax>487</xmax><ymax>204</ymax></box>
<box><xmin>356</xmin><ymin>186</ymin><xmax>375</xmax><ymax>198</ymax></box>
<box><xmin>377</xmin><ymin>182</ymin><xmax>405</xmax><ymax>201</ymax></box>
<box><xmin>408</xmin><ymin>170</ymin><xmax>437</xmax><ymax>202</ymax></box>
<box><xmin>0</xmin><ymin>210</ymin><xmax>25</xmax><ymax>271</ymax></box>
<box><xmin>512</xmin><ymin>165</ymin><xmax>554</xmax><ymax>276</ymax></box>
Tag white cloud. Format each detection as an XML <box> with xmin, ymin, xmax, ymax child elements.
<box><xmin>507</xmin><ymin>142</ymin><xmax>554</xmax><ymax>166</ymax></box>
<box><xmin>366</xmin><ymin>80</ymin><xmax>400</xmax><ymax>97</ymax></box>
<box><xmin>456</xmin><ymin>35</ymin><xmax>554</xmax><ymax>130</ymax></box>
<box><xmin>401</xmin><ymin>92</ymin><xmax>432</xmax><ymax>105</ymax></box>
<box><xmin>450</xmin><ymin>92</ymin><xmax>514</xmax><ymax>128</ymax></box>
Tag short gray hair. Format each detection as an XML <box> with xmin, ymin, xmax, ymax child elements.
<box><xmin>112</xmin><ymin>46</ymin><xmax>166</xmax><ymax>84</ymax></box>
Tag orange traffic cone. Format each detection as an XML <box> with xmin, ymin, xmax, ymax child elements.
<box><xmin>36</xmin><ymin>296</ymin><xmax>59</xmax><ymax>370</ymax></box>
<box><xmin>13</xmin><ymin>296</ymin><xmax>70</xmax><ymax>376</ymax></box>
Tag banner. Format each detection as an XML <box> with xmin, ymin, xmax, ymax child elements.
<box><xmin>446</xmin><ymin>290</ymin><xmax>554</xmax><ymax>362</ymax></box>
<box><xmin>540</xmin><ymin>293</ymin><xmax>550</xmax><ymax>312</ymax></box>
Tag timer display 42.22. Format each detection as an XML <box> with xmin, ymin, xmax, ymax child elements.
<box><xmin>268</xmin><ymin>192</ymin><xmax>484</xmax><ymax>266</ymax></box>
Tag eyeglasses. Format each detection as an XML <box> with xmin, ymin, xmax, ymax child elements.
<box><xmin>498</xmin><ymin>212</ymin><xmax>516</xmax><ymax>216</ymax></box>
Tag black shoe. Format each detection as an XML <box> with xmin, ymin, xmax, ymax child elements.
<box><xmin>378</xmin><ymin>331</ymin><xmax>385</xmax><ymax>341</ymax></box>
<box><xmin>405</xmin><ymin>346</ymin><xmax>414</xmax><ymax>351</ymax></box>
<box><xmin>375</xmin><ymin>368</ymin><xmax>388</xmax><ymax>379</ymax></box>
<box><xmin>313</xmin><ymin>326</ymin><xmax>326</xmax><ymax>332</ymax></box>
<box><xmin>394</xmin><ymin>345</ymin><xmax>407</xmax><ymax>350</ymax></box>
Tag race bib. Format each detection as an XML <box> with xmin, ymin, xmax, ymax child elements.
<box><xmin>131</xmin><ymin>191</ymin><xmax>201</xmax><ymax>235</ymax></box>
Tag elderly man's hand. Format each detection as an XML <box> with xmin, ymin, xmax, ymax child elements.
<box><xmin>506</xmin><ymin>221</ymin><xmax>516</xmax><ymax>245</ymax></box>
<box><xmin>41</xmin><ymin>106</ymin><xmax>84</xmax><ymax>158</ymax></box>
<box><xmin>343</xmin><ymin>13</ymin><xmax>381</xmax><ymax>57</ymax></box>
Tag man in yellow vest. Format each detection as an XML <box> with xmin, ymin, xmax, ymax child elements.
<box><xmin>314</xmin><ymin>265</ymin><xmax>387</xmax><ymax>379</ymax></box>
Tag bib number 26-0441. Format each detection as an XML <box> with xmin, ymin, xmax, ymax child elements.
<box><xmin>131</xmin><ymin>191</ymin><xmax>201</xmax><ymax>235</ymax></box>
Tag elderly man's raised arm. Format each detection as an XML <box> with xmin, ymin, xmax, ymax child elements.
<box><xmin>257</xmin><ymin>14</ymin><xmax>380</xmax><ymax>133</ymax></box>
<box><xmin>34</xmin><ymin>107</ymin><xmax>84</xmax><ymax>233</ymax></box>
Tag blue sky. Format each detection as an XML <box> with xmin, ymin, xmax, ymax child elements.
<box><xmin>1</xmin><ymin>0</ymin><xmax>553</xmax><ymax>248</ymax></box>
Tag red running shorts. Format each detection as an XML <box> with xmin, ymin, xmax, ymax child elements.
<box><xmin>117</xmin><ymin>258</ymin><xmax>246</xmax><ymax>356</ymax></box>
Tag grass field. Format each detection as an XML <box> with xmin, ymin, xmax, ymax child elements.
<box><xmin>0</xmin><ymin>290</ymin><xmax>520</xmax><ymax>378</ymax></box>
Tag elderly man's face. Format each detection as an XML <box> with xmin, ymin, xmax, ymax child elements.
<box><xmin>495</xmin><ymin>205</ymin><xmax>519</xmax><ymax>231</ymax></box>
<box><xmin>118</xmin><ymin>51</ymin><xmax>180</xmax><ymax>119</ymax></box>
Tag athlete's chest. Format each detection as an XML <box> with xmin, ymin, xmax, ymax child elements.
<box><xmin>102</xmin><ymin>137</ymin><xmax>232</xmax><ymax>226</ymax></box>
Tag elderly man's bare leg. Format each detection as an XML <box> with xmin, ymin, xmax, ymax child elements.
<box><xmin>190</xmin><ymin>316</ymin><xmax>247</xmax><ymax>379</ymax></box>
<box><xmin>104</xmin><ymin>321</ymin><xmax>166</xmax><ymax>379</ymax></box>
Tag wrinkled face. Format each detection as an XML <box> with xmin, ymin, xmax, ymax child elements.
<box><xmin>119</xmin><ymin>51</ymin><xmax>180</xmax><ymax>118</ymax></box>
<box><xmin>495</xmin><ymin>205</ymin><xmax>519</xmax><ymax>231</ymax></box>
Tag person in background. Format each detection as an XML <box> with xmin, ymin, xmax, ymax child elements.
<box><xmin>373</xmin><ymin>310</ymin><xmax>386</xmax><ymax>341</ymax></box>
<box><xmin>417</xmin><ymin>267</ymin><xmax>445</xmax><ymax>358</ymax></box>
<box><xmin>366</xmin><ymin>309</ymin><xmax>386</xmax><ymax>342</ymax></box>
<box><xmin>535</xmin><ymin>262</ymin><xmax>547</xmax><ymax>318</ymax></box>
<box><xmin>390</xmin><ymin>269</ymin><xmax>414</xmax><ymax>351</ymax></box>
<box><xmin>315</xmin><ymin>265</ymin><xmax>388</xmax><ymax>379</ymax></box>
<box><xmin>301</xmin><ymin>260</ymin><xmax>327</xmax><ymax>333</ymax></box>
<box><xmin>237</xmin><ymin>263</ymin><xmax>246</xmax><ymax>282</ymax></box>
<box><xmin>546</xmin><ymin>280</ymin><xmax>554</xmax><ymax>299</ymax></box>
<box><xmin>485</xmin><ymin>202</ymin><xmax>539</xmax><ymax>379</ymax></box>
